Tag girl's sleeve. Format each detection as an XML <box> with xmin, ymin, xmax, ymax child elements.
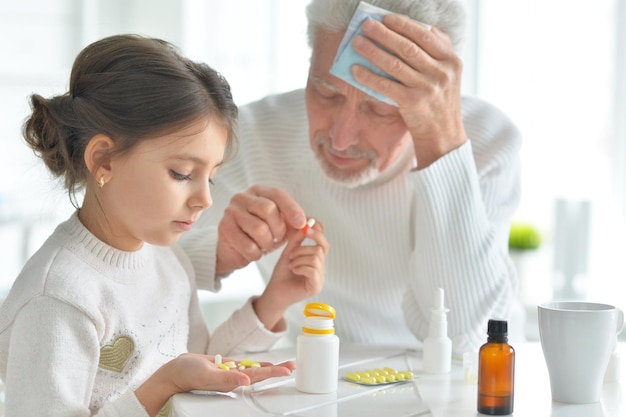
<box><xmin>207</xmin><ymin>297</ymin><xmax>286</xmax><ymax>356</ymax></box>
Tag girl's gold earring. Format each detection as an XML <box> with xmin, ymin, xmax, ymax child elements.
<box><xmin>98</xmin><ymin>175</ymin><xmax>105</xmax><ymax>189</ymax></box>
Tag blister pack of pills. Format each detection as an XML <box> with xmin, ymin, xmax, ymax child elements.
<box><xmin>343</xmin><ymin>367</ymin><xmax>414</xmax><ymax>386</ymax></box>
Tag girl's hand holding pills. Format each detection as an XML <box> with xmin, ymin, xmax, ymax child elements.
<box><xmin>141</xmin><ymin>353</ymin><xmax>295</xmax><ymax>396</ymax></box>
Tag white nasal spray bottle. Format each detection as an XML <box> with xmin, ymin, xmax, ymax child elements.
<box><xmin>423</xmin><ymin>287</ymin><xmax>452</xmax><ymax>373</ymax></box>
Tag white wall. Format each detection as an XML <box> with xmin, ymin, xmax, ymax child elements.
<box><xmin>0</xmin><ymin>0</ymin><xmax>82</xmax><ymax>289</ymax></box>
<box><xmin>475</xmin><ymin>0</ymin><xmax>626</xmax><ymax>313</ymax></box>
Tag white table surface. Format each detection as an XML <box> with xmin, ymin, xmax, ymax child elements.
<box><xmin>171</xmin><ymin>342</ymin><xmax>625</xmax><ymax>417</ymax></box>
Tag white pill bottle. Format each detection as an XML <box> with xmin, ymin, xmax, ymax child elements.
<box><xmin>296</xmin><ymin>302</ymin><xmax>340</xmax><ymax>394</ymax></box>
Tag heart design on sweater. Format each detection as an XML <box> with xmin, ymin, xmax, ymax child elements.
<box><xmin>98</xmin><ymin>335</ymin><xmax>135</xmax><ymax>373</ymax></box>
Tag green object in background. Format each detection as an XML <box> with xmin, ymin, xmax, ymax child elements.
<box><xmin>509</xmin><ymin>223</ymin><xmax>542</xmax><ymax>250</ymax></box>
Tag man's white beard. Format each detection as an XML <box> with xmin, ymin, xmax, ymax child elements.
<box><xmin>312</xmin><ymin>134</ymin><xmax>379</xmax><ymax>189</ymax></box>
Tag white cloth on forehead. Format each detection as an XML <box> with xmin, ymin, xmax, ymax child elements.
<box><xmin>329</xmin><ymin>1</ymin><xmax>431</xmax><ymax>106</ymax></box>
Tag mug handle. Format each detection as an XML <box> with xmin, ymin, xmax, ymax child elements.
<box><xmin>617</xmin><ymin>308</ymin><xmax>624</xmax><ymax>335</ymax></box>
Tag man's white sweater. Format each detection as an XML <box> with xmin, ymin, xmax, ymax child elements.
<box><xmin>182</xmin><ymin>89</ymin><xmax>522</xmax><ymax>354</ymax></box>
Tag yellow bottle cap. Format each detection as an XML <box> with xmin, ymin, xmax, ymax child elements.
<box><xmin>304</xmin><ymin>302</ymin><xmax>336</xmax><ymax>319</ymax></box>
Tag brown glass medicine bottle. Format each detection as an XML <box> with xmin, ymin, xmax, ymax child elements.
<box><xmin>477</xmin><ymin>319</ymin><xmax>515</xmax><ymax>415</ymax></box>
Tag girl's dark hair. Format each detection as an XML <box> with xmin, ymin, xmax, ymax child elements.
<box><xmin>23</xmin><ymin>34</ymin><xmax>238</xmax><ymax>207</ymax></box>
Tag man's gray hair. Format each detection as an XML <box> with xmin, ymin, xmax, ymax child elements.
<box><xmin>305</xmin><ymin>0</ymin><xmax>466</xmax><ymax>53</ymax></box>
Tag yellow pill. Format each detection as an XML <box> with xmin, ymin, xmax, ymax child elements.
<box><xmin>345</xmin><ymin>372</ymin><xmax>361</xmax><ymax>382</ymax></box>
<box><xmin>217</xmin><ymin>364</ymin><xmax>230</xmax><ymax>371</ymax></box>
<box><xmin>223</xmin><ymin>361</ymin><xmax>236</xmax><ymax>368</ymax></box>
<box><xmin>384</xmin><ymin>367</ymin><xmax>398</xmax><ymax>374</ymax></box>
<box><xmin>361</xmin><ymin>377</ymin><xmax>377</xmax><ymax>384</ymax></box>
<box><xmin>375</xmin><ymin>375</ymin><xmax>387</xmax><ymax>383</ymax></box>
<box><xmin>386</xmin><ymin>374</ymin><xmax>396</xmax><ymax>382</ymax></box>
<box><xmin>375</xmin><ymin>368</ymin><xmax>388</xmax><ymax>376</ymax></box>
<box><xmin>400</xmin><ymin>372</ymin><xmax>413</xmax><ymax>380</ymax></box>
<box><xmin>357</xmin><ymin>371</ymin><xmax>371</xmax><ymax>378</ymax></box>
<box><xmin>239</xmin><ymin>359</ymin><xmax>260</xmax><ymax>368</ymax></box>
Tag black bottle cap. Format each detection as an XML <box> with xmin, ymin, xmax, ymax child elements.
<box><xmin>487</xmin><ymin>319</ymin><xmax>508</xmax><ymax>336</ymax></box>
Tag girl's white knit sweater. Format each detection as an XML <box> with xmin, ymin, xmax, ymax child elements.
<box><xmin>0</xmin><ymin>213</ymin><xmax>282</xmax><ymax>416</ymax></box>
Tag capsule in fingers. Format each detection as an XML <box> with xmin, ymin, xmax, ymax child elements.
<box><xmin>300</xmin><ymin>217</ymin><xmax>316</xmax><ymax>234</ymax></box>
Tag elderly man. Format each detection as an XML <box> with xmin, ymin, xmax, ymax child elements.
<box><xmin>181</xmin><ymin>0</ymin><xmax>521</xmax><ymax>354</ymax></box>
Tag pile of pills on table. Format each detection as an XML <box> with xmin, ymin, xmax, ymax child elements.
<box><xmin>214</xmin><ymin>354</ymin><xmax>261</xmax><ymax>371</ymax></box>
<box><xmin>344</xmin><ymin>368</ymin><xmax>414</xmax><ymax>385</ymax></box>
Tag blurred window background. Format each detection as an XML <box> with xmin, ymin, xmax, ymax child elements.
<box><xmin>1</xmin><ymin>0</ymin><xmax>624</xmax><ymax>336</ymax></box>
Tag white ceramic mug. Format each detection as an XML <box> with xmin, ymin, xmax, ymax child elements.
<box><xmin>538</xmin><ymin>301</ymin><xmax>624</xmax><ymax>404</ymax></box>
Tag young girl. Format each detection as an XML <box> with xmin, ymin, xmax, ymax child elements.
<box><xmin>0</xmin><ymin>35</ymin><xmax>328</xmax><ymax>417</ymax></box>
